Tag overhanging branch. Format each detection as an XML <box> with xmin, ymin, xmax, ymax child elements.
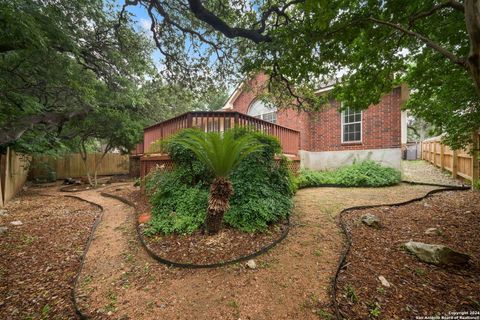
<box><xmin>368</xmin><ymin>17</ymin><xmax>467</xmax><ymax>69</ymax></box>
<box><xmin>187</xmin><ymin>0</ymin><xmax>272</xmax><ymax>43</ymax></box>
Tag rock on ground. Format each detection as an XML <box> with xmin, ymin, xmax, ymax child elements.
<box><xmin>424</xmin><ymin>227</ymin><xmax>442</xmax><ymax>235</ymax></box>
<box><xmin>378</xmin><ymin>275</ymin><xmax>391</xmax><ymax>287</ymax></box>
<box><xmin>246</xmin><ymin>259</ymin><xmax>257</xmax><ymax>269</ymax></box>
<box><xmin>361</xmin><ymin>213</ymin><xmax>381</xmax><ymax>229</ymax></box>
<box><xmin>403</xmin><ymin>241</ymin><xmax>470</xmax><ymax>266</ymax></box>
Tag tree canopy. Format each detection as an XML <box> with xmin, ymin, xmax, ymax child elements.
<box><xmin>0</xmin><ymin>0</ymin><xmax>153</xmax><ymax>149</ymax></box>
<box><xmin>0</xmin><ymin>0</ymin><xmax>229</xmax><ymax>153</ymax></box>
<box><xmin>2</xmin><ymin>0</ymin><xmax>479</xmax><ymax>150</ymax></box>
<box><xmin>125</xmin><ymin>0</ymin><xmax>479</xmax><ymax>148</ymax></box>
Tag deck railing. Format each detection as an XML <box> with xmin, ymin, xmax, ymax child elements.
<box><xmin>140</xmin><ymin>111</ymin><xmax>300</xmax><ymax>155</ymax></box>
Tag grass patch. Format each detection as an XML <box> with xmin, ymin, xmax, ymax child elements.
<box><xmin>345</xmin><ymin>284</ymin><xmax>359</xmax><ymax>304</ymax></box>
<box><xmin>297</xmin><ymin>161</ymin><xmax>401</xmax><ymax>188</ymax></box>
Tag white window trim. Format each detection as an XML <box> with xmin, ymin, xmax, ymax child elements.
<box><xmin>247</xmin><ymin>100</ymin><xmax>278</xmax><ymax>124</ymax></box>
<box><xmin>341</xmin><ymin>106</ymin><xmax>363</xmax><ymax>144</ymax></box>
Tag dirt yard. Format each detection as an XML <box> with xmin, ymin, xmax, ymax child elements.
<box><xmin>89</xmin><ymin>183</ymin><xmax>438</xmax><ymax>320</ymax></box>
<box><xmin>0</xmin><ymin>187</ymin><xmax>100</xmax><ymax>319</ymax></box>
<box><xmin>337</xmin><ymin>190</ymin><xmax>480</xmax><ymax>319</ymax></box>
<box><xmin>1</xmin><ymin>182</ymin><xmax>467</xmax><ymax>320</ymax></box>
<box><xmin>401</xmin><ymin>160</ymin><xmax>464</xmax><ymax>186</ymax></box>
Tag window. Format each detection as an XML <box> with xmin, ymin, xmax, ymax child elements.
<box><xmin>247</xmin><ymin>100</ymin><xmax>277</xmax><ymax>123</ymax></box>
<box><xmin>341</xmin><ymin>107</ymin><xmax>362</xmax><ymax>143</ymax></box>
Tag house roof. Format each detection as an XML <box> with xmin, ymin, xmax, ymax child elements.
<box><xmin>221</xmin><ymin>82</ymin><xmax>244</xmax><ymax>110</ymax></box>
<box><xmin>221</xmin><ymin>76</ymin><xmax>337</xmax><ymax>110</ymax></box>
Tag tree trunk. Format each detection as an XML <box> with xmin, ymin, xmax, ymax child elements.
<box><xmin>465</xmin><ymin>0</ymin><xmax>480</xmax><ymax>94</ymax></box>
<box><xmin>79</xmin><ymin>141</ymin><xmax>94</xmax><ymax>187</ymax></box>
<box><xmin>205</xmin><ymin>213</ymin><xmax>224</xmax><ymax>235</ymax></box>
<box><xmin>205</xmin><ymin>177</ymin><xmax>234</xmax><ymax>235</ymax></box>
<box><xmin>92</xmin><ymin>145</ymin><xmax>110</xmax><ymax>187</ymax></box>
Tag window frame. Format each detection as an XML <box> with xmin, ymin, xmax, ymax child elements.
<box><xmin>247</xmin><ymin>99</ymin><xmax>278</xmax><ymax>124</ymax></box>
<box><xmin>341</xmin><ymin>106</ymin><xmax>363</xmax><ymax>144</ymax></box>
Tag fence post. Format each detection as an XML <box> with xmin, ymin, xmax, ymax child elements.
<box><xmin>186</xmin><ymin>113</ymin><xmax>193</xmax><ymax>128</ymax></box>
<box><xmin>440</xmin><ymin>144</ymin><xmax>445</xmax><ymax>170</ymax></box>
<box><xmin>452</xmin><ymin>150</ymin><xmax>458</xmax><ymax>179</ymax></box>
<box><xmin>234</xmin><ymin>112</ymin><xmax>239</xmax><ymax>127</ymax></box>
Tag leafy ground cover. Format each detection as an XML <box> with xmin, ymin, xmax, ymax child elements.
<box><xmin>0</xmin><ymin>187</ymin><xmax>100</xmax><ymax>319</ymax></box>
<box><xmin>337</xmin><ymin>190</ymin><xmax>480</xmax><ymax>319</ymax></box>
<box><xmin>296</xmin><ymin>161</ymin><xmax>401</xmax><ymax>188</ymax></box>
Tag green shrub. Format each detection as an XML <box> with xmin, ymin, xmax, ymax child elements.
<box><xmin>144</xmin><ymin>127</ymin><xmax>295</xmax><ymax>235</ymax></box>
<box><xmin>297</xmin><ymin>161</ymin><xmax>401</xmax><ymax>188</ymax></box>
<box><xmin>144</xmin><ymin>169</ymin><xmax>208</xmax><ymax>235</ymax></box>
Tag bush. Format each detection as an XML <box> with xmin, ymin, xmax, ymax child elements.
<box><xmin>144</xmin><ymin>128</ymin><xmax>295</xmax><ymax>235</ymax></box>
<box><xmin>144</xmin><ymin>168</ymin><xmax>208</xmax><ymax>235</ymax></box>
<box><xmin>296</xmin><ymin>161</ymin><xmax>401</xmax><ymax>188</ymax></box>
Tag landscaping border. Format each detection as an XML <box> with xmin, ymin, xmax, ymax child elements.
<box><xmin>63</xmin><ymin>195</ymin><xmax>104</xmax><ymax>320</ymax></box>
<box><xmin>60</xmin><ymin>185</ymin><xmax>96</xmax><ymax>192</ymax></box>
<box><xmin>100</xmin><ymin>192</ymin><xmax>291</xmax><ymax>269</ymax></box>
<box><xmin>331</xmin><ymin>182</ymin><xmax>470</xmax><ymax>320</ymax></box>
<box><xmin>297</xmin><ymin>180</ymin><xmax>468</xmax><ymax>190</ymax></box>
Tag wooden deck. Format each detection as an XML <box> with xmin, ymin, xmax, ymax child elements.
<box><xmin>133</xmin><ymin>111</ymin><xmax>300</xmax><ymax>156</ymax></box>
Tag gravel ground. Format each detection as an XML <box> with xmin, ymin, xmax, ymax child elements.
<box><xmin>402</xmin><ymin>160</ymin><xmax>465</xmax><ymax>186</ymax></box>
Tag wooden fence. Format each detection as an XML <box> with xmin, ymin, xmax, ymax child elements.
<box><xmin>421</xmin><ymin>135</ymin><xmax>480</xmax><ymax>182</ymax></box>
<box><xmin>1</xmin><ymin>148</ymin><xmax>30</xmax><ymax>207</ymax></box>
<box><xmin>31</xmin><ymin>153</ymin><xmax>129</xmax><ymax>180</ymax></box>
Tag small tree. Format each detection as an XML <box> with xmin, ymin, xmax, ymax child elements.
<box><xmin>175</xmin><ymin>129</ymin><xmax>262</xmax><ymax>235</ymax></box>
<box><xmin>68</xmin><ymin>108</ymin><xmax>142</xmax><ymax>187</ymax></box>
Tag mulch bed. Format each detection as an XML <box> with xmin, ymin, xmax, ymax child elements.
<box><xmin>140</xmin><ymin>222</ymin><xmax>287</xmax><ymax>265</ymax></box>
<box><xmin>106</xmin><ymin>174</ymin><xmax>134</xmax><ymax>184</ymax></box>
<box><xmin>102</xmin><ymin>185</ymin><xmax>288</xmax><ymax>265</ymax></box>
<box><xmin>337</xmin><ymin>190</ymin><xmax>480</xmax><ymax>319</ymax></box>
<box><xmin>0</xmin><ymin>188</ymin><xmax>100</xmax><ymax>319</ymax></box>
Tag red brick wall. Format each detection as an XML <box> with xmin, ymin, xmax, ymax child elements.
<box><xmin>231</xmin><ymin>74</ymin><xmax>310</xmax><ymax>149</ymax></box>
<box><xmin>307</xmin><ymin>88</ymin><xmax>402</xmax><ymax>151</ymax></box>
<box><xmin>230</xmin><ymin>74</ymin><xmax>402</xmax><ymax>152</ymax></box>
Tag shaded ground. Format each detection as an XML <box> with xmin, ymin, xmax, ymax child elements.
<box><xmin>402</xmin><ymin>160</ymin><xmax>464</xmax><ymax>186</ymax></box>
<box><xmin>0</xmin><ymin>188</ymin><xmax>100</xmax><ymax>319</ymax></box>
<box><xmin>0</xmin><ymin>182</ymin><xmax>444</xmax><ymax>319</ymax></box>
<box><xmin>88</xmin><ymin>183</ymin><xmax>437</xmax><ymax>320</ymax></box>
<box><xmin>142</xmin><ymin>222</ymin><xmax>287</xmax><ymax>265</ymax></box>
<box><xmin>337</xmin><ymin>190</ymin><xmax>480</xmax><ymax>319</ymax></box>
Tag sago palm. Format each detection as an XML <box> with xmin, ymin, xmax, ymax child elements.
<box><xmin>176</xmin><ymin>129</ymin><xmax>263</xmax><ymax>234</ymax></box>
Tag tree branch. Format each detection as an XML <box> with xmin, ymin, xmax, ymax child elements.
<box><xmin>410</xmin><ymin>0</ymin><xmax>464</xmax><ymax>24</ymax></box>
<box><xmin>0</xmin><ymin>108</ymin><xmax>90</xmax><ymax>146</ymax></box>
<box><xmin>186</xmin><ymin>0</ymin><xmax>272</xmax><ymax>43</ymax></box>
<box><xmin>368</xmin><ymin>17</ymin><xmax>467</xmax><ymax>69</ymax></box>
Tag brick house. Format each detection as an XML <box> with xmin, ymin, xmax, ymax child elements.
<box><xmin>222</xmin><ymin>74</ymin><xmax>408</xmax><ymax>170</ymax></box>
